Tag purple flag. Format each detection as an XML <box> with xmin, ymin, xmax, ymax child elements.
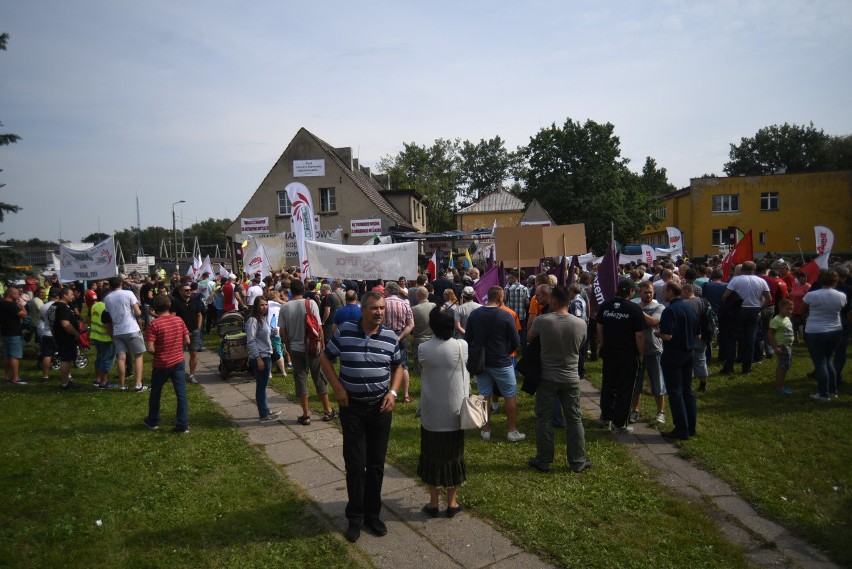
<box><xmin>588</xmin><ymin>241</ymin><xmax>619</xmax><ymax>315</ymax></box>
<box><xmin>568</xmin><ymin>255</ymin><xmax>580</xmax><ymax>285</ymax></box>
<box><xmin>547</xmin><ymin>256</ymin><xmax>567</xmax><ymax>287</ymax></box>
<box><xmin>473</xmin><ymin>264</ymin><xmax>500</xmax><ymax>304</ymax></box>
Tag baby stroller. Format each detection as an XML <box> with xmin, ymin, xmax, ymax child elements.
<box><xmin>51</xmin><ymin>323</ymin><xmax>90</xmax><ymax>370</ymax></box>
<box><xmin>216</xmin><ymin>310</ymin><xmax>249</xmax><ymax>380</ymax></box>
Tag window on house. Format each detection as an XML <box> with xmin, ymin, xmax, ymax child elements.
<box><xmin>654</xmin><ymin>206</ymin><xmax>666</xmax><ymax>219</ymax></box>
<box><xmin>759</xmin><ymin>232</ymin><xmax>766</xmax><ymax>245</ymax></box>
<box><xmin>712</xmin><ymin>194</ymin><xmax>739</xmax><ymax>213</ymax></box>
<box><xmin>320</xmin><ymin>187</ymin><xmax>336</xmax><ymax>213</ymax></box>
<box><xmin>277</xmin><ymin>192</ymin><xmax>292</xmax><ymax>216</ymax></box>
<box><xmin>760</xmin><ymin>192</ymin><xmax>779</xmax><ymax>211</ymax></box>
<box><xmin>712</xmin><ymin>229</ymin><xmax>725</xmax><ymax>246</ymax></box>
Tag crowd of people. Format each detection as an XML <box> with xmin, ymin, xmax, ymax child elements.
<box><xmin>1</xmin><ymin>251</ymin><xmax>850</xmax><ymax>543</ymax></box>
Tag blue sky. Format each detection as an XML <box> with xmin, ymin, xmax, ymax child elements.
<box><xmin>3</xmin><ymin>1</ymin><xmax>850</xmax><ymax>243</ymax></box>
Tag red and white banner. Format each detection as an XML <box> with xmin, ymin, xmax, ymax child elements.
<box><xmin>641</xmin><ymin>245</ymin><xmax>656</xmax><ymax>264</ymax></box>
<box><xmin>240</xmin><ymin>217</ymin><xmax>270</xmax><ymax>234</ymax></box>
<box><xmin>666</xmin><ymin>227</ymin><xmax>683</xmax><ymax>254</ymax></box>
<box><xmin>244</xmin><ymin>241</ymin><xmax>272</xmax><ymax>280</ymax></box>
<box><xmin>59</xmin><ymin>236</ymin><xmax>118</xmax><ymax>282</ymax></box>
<box><xmin>285</xmin><ymin>182</ymin><xmax>317</xmax><ymax>278</ymax></box>
<box><xmin>814</xmin><ymin>225</ymin><xmax>834</xmax><ymax>268</ymax></box>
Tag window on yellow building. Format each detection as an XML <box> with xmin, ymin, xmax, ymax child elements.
<box><xmin>760</xmin><ymin>192</ymin><xmax>779</xmax><ymax>211</ymax></box>
<box><xmin>759</xmin><ymin>232</ymin><xmax>766</xmax><ymax>245</ymax></box>
<box><xmin>712</xmin><ymin>194</ymin><xmax>739</xmax><ymax>213</ymax></box>
<box><xmin>712</xmin><ymin>229</ymin><xmax>725</xmax><ymax>246</ymax></box>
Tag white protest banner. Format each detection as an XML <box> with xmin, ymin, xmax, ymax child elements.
<box><xmin>641</xmin><ymin>245</ymin><xmax>656</xmax><ymax>265</ymax></box>
<box><xmin>60</xmin><ymin>236</ymin><xmax>118</xmax><ymax>282</ymax></box>
<box><xmin>305</xmin><ymin>240</ymin><xmax>418</xmax><ymax>280</ymax></box>
<box><xmin>814</xmin><ymin>225</ymin><xmax>834</xmax><ymax>268</ymax></box>
<box><xmin>293</xmin><ymin>159</ymin><xmax>325</xmax><ymax>177</ymax></box>
<box><xmin>243</xmin><ymin>240</ymin><xmax>272</xmax><ymax>280</ymax></box>
<box><xmin>286</xmin><ymin>182</ymin><xmax>317</xmax><ymax>278</ymax></box>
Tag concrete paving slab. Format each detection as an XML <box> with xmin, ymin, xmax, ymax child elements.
<box><xmin>285</xmin><ymin>455</ymin><xmax>346</xmax><ymax>489</ymax></box>
<box><xmin>713</xmin><ymin>495</ymin><xmax>759</xmax><ymax>519</ymax></box>
<box><xmin>359</xmin><ymin>521</ymin><xmax>461</xmax><ymax>569</ymax></box>
<box><xmin>317</xmin><ymin>445</ymin><xmax>347</xmax><ymax>471</ymax></box>
<box><xmin>490</xmin><ymin>552</ymin><xmax>555</xmax><ymax>569</ymax></box>
<box><xmin>305</xmin><ymin>479</ymin><xmax>350</xmax><ymax>521</ymax></box>
<box><xmin>380</xmin><ymin>464</ymin><xmax>419</xmax><ymax>495</ymax></box>
<box><xmin>265</xmin><ymin>439</ymin><xmax>319</xmax><ymax>466</ymax></box>
<box><xmin>279</xmin><ymin>415</ymin><xmax>338</xmax><ymax>432</ymax></box>
<box><xmin>738</xmin><ymin>515</ymin><xmax>787</xmax><ymax>543</ymax></box>
<box><xmin>244</xmin><ymin>424</ymin><xmax>298</xmax><ymax>445</ymax></box>
<box><xmin>221</xmin><ymin>402</ymin><xmax>261</xmax><ymax>419</ymax></box>
<box><xmin>301</xmin><ymin>427</ymin><xmax>344</xmax><ymax>451</ymax></box>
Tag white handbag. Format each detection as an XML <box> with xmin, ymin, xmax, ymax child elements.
<box><xmin>455</xmin><ymin>339</ymin><xmax>488</xmax><ymax>430</ymax></box>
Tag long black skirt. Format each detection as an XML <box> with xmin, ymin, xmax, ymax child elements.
<box><xmin>417</xmin><ymin>427</ymin><xmax>466</xmax><ymax>488</ymax></box>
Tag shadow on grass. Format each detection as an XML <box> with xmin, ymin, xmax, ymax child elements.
<box><xmin>696</xmin><ymin>378</ymin><xmax>851</xmax><ymax>418</ymax></box>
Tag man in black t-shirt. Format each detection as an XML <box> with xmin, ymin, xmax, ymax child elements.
<box><xmin>170</xmin><ymin>284</ymin><xmax>204</xmax><ymax>384</ymax></box>
<box><xmin>1</xmin><ymin>285</ymin><xmax>28</xmax><ymax>385</ymax></box>
<box><xmin>596</xmin><ymin>279</ymin><xmax>645</xmax><ymax>433</ymax></box>
<box><xmin>52</xmin><ymin>286</ymin><xmax>83</xmax><ymax>389</ymax></box>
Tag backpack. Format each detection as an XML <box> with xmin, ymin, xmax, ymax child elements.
<box><xmin>700</xmin><ymin>298</ymin><xmax>718</xmax><ymax>343</ymax></box>
<box><xmin>304</xmin><ymin>299</ymin><xmax>323</xmax><ymax>356</ymax></box>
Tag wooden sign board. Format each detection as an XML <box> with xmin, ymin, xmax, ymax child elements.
<box><xmin>542</xmin><ymin>224</ymin><xmax>586</xmax><ymax>257</ymax></box>
<box><xmin>494</xmin><ymin>223</ymin><xmax>586</xmax><ymax>267</ymax></box>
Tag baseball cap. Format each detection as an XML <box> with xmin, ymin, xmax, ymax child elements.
<box><xmin>617</xmin><ymin>278</ymin><xmax>635</xmax><ymax>296</ymax></box>
<box><xmin>372</xmin><ymin>284</ymin><xmax>385</xmax><ymax>295</ymax></box>
<box><xmin>228</xmin><ymin>273</ymin><xmax>237</xmax><ymax>280</ymax></box>
<box><xmin>462</xmin><ymin>286</ymin><xmax>475</xmax><ymax>298</ymax></box>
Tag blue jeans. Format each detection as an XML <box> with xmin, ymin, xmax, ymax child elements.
<box><xmin>253</xmin><ymin>356</ymin><xmax>272</xmax><ymax>418</ymax></box>
<box><xmin>662</xmin><ymin>350</ymin><xmax>696</xmax><ymax>439</ymax></box>
<box><xmin>147</xmin><ymin>362</ymin><xmax>189</xmax><ymax>429</ymax></box>
<box><xmin>805</xmin><ymin>330</ymin><xmax>842</xmax><ymax>397</ymax></box>
<box><xmin>833</xmin><ymin>323</ymin><xmax>850</xmax><ymax>384</ymax></box>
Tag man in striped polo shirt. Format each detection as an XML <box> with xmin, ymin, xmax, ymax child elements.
<box><xmin>320</xmin><ymin>291</ymin><xmax>403</xmax><ymax>544</ymax></box>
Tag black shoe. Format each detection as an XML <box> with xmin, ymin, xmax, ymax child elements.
<box><xmin>363</xmin><ymin>517</ymin><xmax>387</xmax><ymax>537</ymax></box>
<box><xmin>142</xmin><ymin>418</ymin><xmax>159</xmax><ymax>431</ymax></box>
<box><xmin>446</xmin><ymin>505</ymin><xmax>462</xmax><ymax>518</ymax></box>
<box><xmin>571</xmin><ymin>459</ymin><xmax>593</xmax><ymax>473</ymax></box>
<box><xmin>171</xmin><ymin>425</ymin><xmax>189</xmax><ymax>434</ymax></box>
<box><xmin>422</xmin><ymin>504</ymin><xmax>439</xmax><ymax>518</ymax></box>
<box><xmin>661</xmin><ymin>430</ymin><xmax>688</xmax><ymax>441</ymax></box>
<box><xmin>720</xmin><ymin>367</ymin><xmax>734</xmax><ymax>375</ymax></box>
<box><xmin>345</xmin><ymin>522</ymin><xmax>360</xmax><ymax>543</ymax></box>
<box><xmin>528</xmin><ymin>457</ymin><xmax>551</xmax><ymax>472</ymax></box>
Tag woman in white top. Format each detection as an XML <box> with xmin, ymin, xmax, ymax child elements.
<box><xmin>417</xmin><ymin>307</ymin><xmax>468</xmax><ymax>518</ymax></box>
<box><xmin>801</xmin><ymin>269</ymin><xmax>848</xmax><ymax>400</ymax></box>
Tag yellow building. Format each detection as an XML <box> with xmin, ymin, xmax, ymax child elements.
<box><xmin>643</xmin><ymin>170</ymin><xmax>852</xmax><ymax>257</ymax></box>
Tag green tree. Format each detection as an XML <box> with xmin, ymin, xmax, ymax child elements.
<box><xmin>520</xmin><ymin>118</ymin><xmax>665</xmax><ymax>253</ymax></box>
<box><xmin>0</xmin><ymin>33</ymin><xmax>22</xmax><ymax>278</ymax></box>
<box><xmin>458</xmin><ymin>136</ymin><xmax>522</xmax><ymax>205</ymax></box>
<box><xmin>723</xmin><ymin>122</ymin><xmax>852</xmax><ymax>176</ymax></box>
<box><xmin>82</xmin><ymin>232</ymin><xmax>110</xmax><ymax>244</ymax></box>
<box><xmin>378</xmin><ymin>139</ymin><xmax>462</xmax><ymax>231</ymax></box>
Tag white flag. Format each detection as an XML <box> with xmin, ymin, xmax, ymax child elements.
<box><xmin>640</xmin><ymin>244</ymin><xmax>656</xmax><ymax>264</ymax></box>
<box><xmin>197</xmin><ymin>255</ymin><xmax>214</xmax><ymax>281</ymax></box>
<box><xmin>218</xmin><ymin>264</ymin><xmax>230</xmax><ymax>278</ymax></box>
<box><xmin>814</xmin><ymin>225</ymin><xmax>834</xmax><ymax>268</ymax></box>
<box><xmin>285</xmin><ymin>182</ymin><xmax>317</xmax><ymax>278</ymax></box>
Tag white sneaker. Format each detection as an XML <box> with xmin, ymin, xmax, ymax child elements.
<box><xmin>507</xmin><ymin>430</ymin><xmax>526</xmax><ymax>442</ymax></box>
<box><xmin>656</xmin><ymin>412</ymin><xmax>666</xmax><ymax>424</ymax></box>
<box><xmin>611</xmin><ymin>425</ymin><xmax>634</xmax><ymax>434</ymax></box>
<box><xmin>480</xmin><ymin>429</ymin><xmax>491</xmax><ymax>441</ymax></box>
<box><xmin>809</xmin><ymin>393</ymin><xmax>831</xmax><ymax>401</ymax></box>
<box><xmin>628</xmin><ymin>410</ymin><xmax>639</xmax><ymax>424</ymax></box>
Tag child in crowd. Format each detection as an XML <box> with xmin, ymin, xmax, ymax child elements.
<box><xmin>767</xmin><ymin>299</ymin><xmax>794</xmax><ymax>395</ymax></box>
<box><xmin>143</xmin><ymin>294</ymin><xmax>191</xmax><ymax>433</ymax></box>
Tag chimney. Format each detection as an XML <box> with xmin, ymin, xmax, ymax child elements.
<box><xmin>333</xmin><ymin>147</ymin><xmax>353</xmax><ymax>169</ymax></box>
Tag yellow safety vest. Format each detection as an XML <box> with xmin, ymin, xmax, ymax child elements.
<box><xmin>89</xmin><ymin>301</ymin><xmax>111</xmax><ymax>342</ymax></box>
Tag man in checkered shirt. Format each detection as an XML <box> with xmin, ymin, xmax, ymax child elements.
<box><xmin>383</xmin><ymin>281</ymin><xmax>415</xmax><ymax>402</ymax></box>
<box><xmin>504</xmin><ymin>271</ymin><xmax>530</xmax><ymax>348</ymax></box>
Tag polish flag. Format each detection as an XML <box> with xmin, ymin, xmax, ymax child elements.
<box><xmin>426</xmin><ymin>251</ymin><xmax>437</xmax><ymax>281</ymax></box>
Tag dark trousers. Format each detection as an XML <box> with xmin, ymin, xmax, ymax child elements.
<box><xmin>662</xmin><ymin>350</ymin><xmax>696</xmax><ymax>439</ymax></box>
<box><xmin>600</xmin><ymin>351</ymin><xmax>640</xmax><ymax>428</ymax></box>
<box><xmin>204</xmin><ymin>303</ymin><xmax>218</xmax><ymax>334</ymax></box>
<box><xmin>340</xmin><ymin>398</ymin><xmax>392</xmax><ymax>525</ymax></box>
<box><xmin>722</xmin><ymin>307</ymin><xmax>760</xmax><ymax>372</ymax></box>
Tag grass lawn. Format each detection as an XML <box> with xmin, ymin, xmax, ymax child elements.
<box><xmin>272</xmin><ymin>366</ymin><xmax>751</xmax><ymax>568</ymax></box>
<box><xmin>587</xmin><ymin>342</ymin><xmax>852</xmax><ymax>567</ymax></box>
<box><xmin>1</xmin><ymin>341</ymin><xmax>361</xmax><ymax>569</ymax></box>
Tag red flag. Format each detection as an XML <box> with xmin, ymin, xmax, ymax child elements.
<box><xmin>800</xmin><ymin>260</ymin><xmax>820</xmax><ymax>284</ymax></box>
<box><xmin>426</xmin><ymin>251</ymin><xmax>437</xmax><ymax>281</ymax></box>
<box><xmin>721</xmin><ymin>230</ymin><xmax>753</xmax><ymax>281</ymax></box>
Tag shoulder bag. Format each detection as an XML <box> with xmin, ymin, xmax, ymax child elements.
<box><xmin>457</xmin><ymin>340</ymin><xmax>488</xmax><ymax>429</ymax></box>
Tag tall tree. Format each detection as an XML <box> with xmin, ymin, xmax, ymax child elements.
<box><xmin>521</xmin><ymin>118</ymin><xmax>664</xmax><ymax>253</ymax></box>
<box><xmin>723</xmin><ymin>122</ymin><xmax>852</xmax><ymax>176</ymax></box>
<box><xmin>0</xmin><ymin>33</ymin><xmax>22</xmax><ymax>278</ymax></box>
<box><xmin>378</xmin><ymin>139</ymin><xmax>462</xmax><ymax>231</ymax></box>
<box><xmin>457</xmin><ymin>136</ymin><xmax>521</xmax><ymax>205</ymax></box>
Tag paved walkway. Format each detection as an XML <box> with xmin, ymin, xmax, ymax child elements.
<box><xmin>194</xmin><ymin>350</ymin><xmax>837</xmax><ymax>569</ymax></box>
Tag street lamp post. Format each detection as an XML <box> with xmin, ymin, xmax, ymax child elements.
<box><xmin>172</xmin><ymin>200</ymin><xmax>186</xmax><ymax>273</ymax></box>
